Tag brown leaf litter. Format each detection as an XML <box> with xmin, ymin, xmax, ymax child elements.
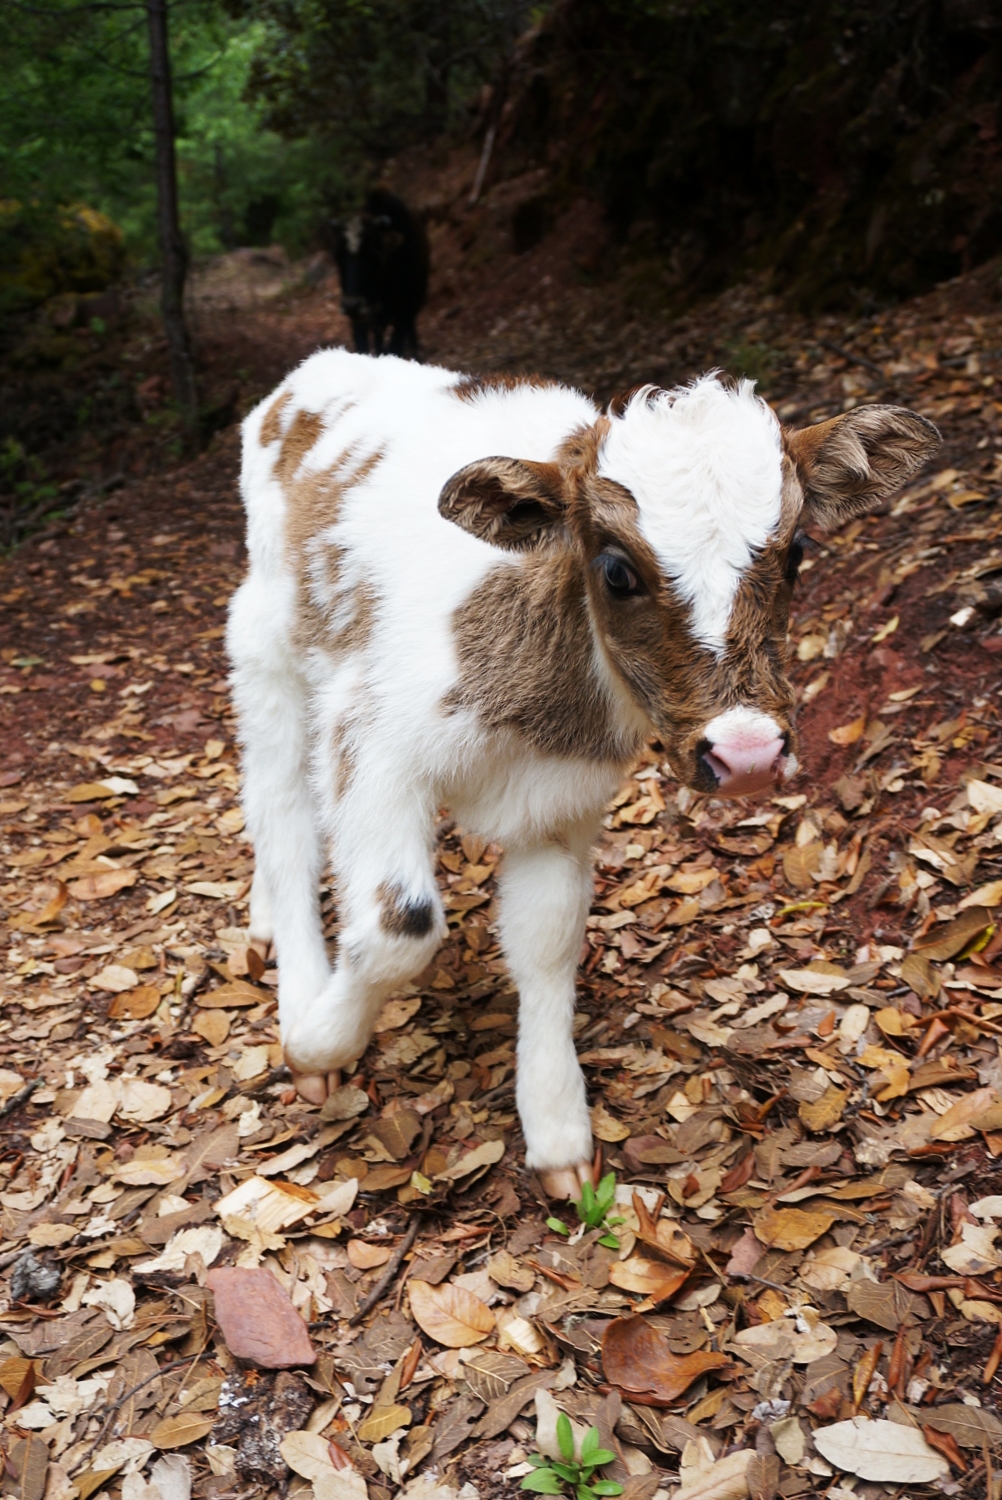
<box><xmin>6</xmin><ymin>234</ymin><xmax>1002</xmax><ymax>1500</ymax></box>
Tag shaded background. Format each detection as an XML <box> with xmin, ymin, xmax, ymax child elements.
<box><xmin>2</xmin><ymin>0</ymin><xmax>1002</xmax><ymax>542</ymax></box>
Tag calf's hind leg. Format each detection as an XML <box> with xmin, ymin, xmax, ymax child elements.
<box><xmin>229</xmin><ymin>601</ymin><xmax>331</xmax><ymax>1082</ymax></box>
<box><xmin>499</xmin><ymin>827</ymin><xmax>600</xmax><ymax>1199</ymax></box>
<box><xmin>283</xmin><ymin>791</ymin><xmax>445</xmax><ymax>1100</ymax></box>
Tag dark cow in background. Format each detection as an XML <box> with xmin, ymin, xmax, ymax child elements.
<box><xmin>327</xmin><ymin>189</ymin><xmax>429</xmax><ymax>358</ymax></box>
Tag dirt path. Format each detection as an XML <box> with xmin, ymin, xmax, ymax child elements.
<box><xmin>3</xmin><ymin>245</ymin><xmax>1002</xmax><ymax>1500</ymax></box>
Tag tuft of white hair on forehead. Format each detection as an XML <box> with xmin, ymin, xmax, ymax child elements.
<box><xmin>598</xmin><ymin>374</ymin><xmax>784</xmax><ymax>652</ymax></box>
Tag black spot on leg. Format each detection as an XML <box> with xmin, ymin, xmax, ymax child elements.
<box><xmin>377</xmin><ymin>881</ymin><xmax>434</xmax><ymax>938</ymax></box>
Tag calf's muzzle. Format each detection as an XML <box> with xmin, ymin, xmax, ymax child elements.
<box><xmin>697</xmin><ymin>707</ymin><xmax>792</xmax><ymax>798</ymax></box>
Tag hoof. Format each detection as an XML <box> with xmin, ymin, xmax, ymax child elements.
<box><xmin>290</xmin><ymin>1069</ymin><xmax>341</xmax><ymax>1105</ymax></box>
<box><xmin>539</xmin><ymin>1148</ymin><xmax>602</xmax><ymax>1201</ymax></box>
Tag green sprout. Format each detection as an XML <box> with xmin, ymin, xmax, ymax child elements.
<box><xmin>521</xmin><ymin>1416</ymin><xmax>624</xmax><ymax>1500</ymax></box>
<box><xmin>546</xmin><ymin>1171</ymin><xmax>624</xmax><ymax>1250</ymax></box>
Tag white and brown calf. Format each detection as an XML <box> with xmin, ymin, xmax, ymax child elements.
<box><xmin>227</xmin><ymin>351</ymin><xmax>937</xmax><ymax>1196</ymax></box>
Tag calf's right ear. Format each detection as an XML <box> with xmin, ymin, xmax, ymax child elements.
<box><xmin>787</xmin><ymin>405</ymin><xmax>940</xmax><ymax>531</ymax></box>
<box><xmin>438</xmin><ymin>457</ymin><xmax>566</xmax><ymax>551</ymax></box>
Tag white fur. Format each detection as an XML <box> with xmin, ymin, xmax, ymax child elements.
<box><xmin>598</xmin><ymin>377</ymin><xmax>784</xmax><ymax>651</ymax></box>
<box><xmin>704</xmin><ymin>705</ymin><xmax>785</xmax><ymax>753</ymax></box>
<box><xmin>228</xmin><ymin>352</ymin><xmax>787</xmax><ymax>1175</ymax></box>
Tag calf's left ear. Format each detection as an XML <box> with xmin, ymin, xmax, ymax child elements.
<box><xmin>787</xmin><ymin>405</ymin><xmax>940</xmax><ymax>531</ymax></box>
<box><xmin>438</xmin><ymin>456</ymin><xmax>566</xmax><ymax>551</ymax></box>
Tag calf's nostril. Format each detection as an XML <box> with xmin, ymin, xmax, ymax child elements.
<box><xmin>695</xmin><ymin>750</ymin><xmax>722</xmax><ymax>792</ymax></box>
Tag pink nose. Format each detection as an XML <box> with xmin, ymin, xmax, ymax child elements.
<box><xmin>702</xmin><ymin>734</ymin><xmax>785</xmax><ymax>797</ymax></box>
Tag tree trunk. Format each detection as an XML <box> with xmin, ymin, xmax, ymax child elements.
<box><xmin>146</xmin><ymin>0</ymin><xmax>199</xmax><ymax>442</ymax></box>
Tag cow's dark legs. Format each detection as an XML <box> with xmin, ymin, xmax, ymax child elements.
<box><xmin>388</xmin><ymin>317</ymin><xmax>419</xmax><ymax>359</ymax></box>
<box><xmin>351</xmin><ymin>319</ymin><xmax>369</xmax><ymax>354</ymax></box>
<box><xmin>372</xmin><ymin>322</ymin><xmax>386</xmax><ymax>355</ymax></box>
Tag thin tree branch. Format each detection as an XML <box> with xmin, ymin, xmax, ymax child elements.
<box><xmin>80</xmin><ymin>1357</ymin><xmax>196</xmax><ymax>1466</ymax></box>
<box><xmin>0</xmin><ymin>1080</ymin><xmax>41</xmax><ymax>1121</ymax></box>
<box><xmin>347</xmin><ymin>1215</ymin><xmax>423</xmax><ymax>1326</ymax></box>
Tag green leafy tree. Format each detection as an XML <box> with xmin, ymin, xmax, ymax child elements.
<box><xmin>228</xmin><ymin>0</ymin><xmax>539</xmax><ymax>202</ymax></box>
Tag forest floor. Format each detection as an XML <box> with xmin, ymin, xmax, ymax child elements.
<box><xmin>5</xmin><ymin>169</ymin><xmax>1002</xmax><ymax>1500</ymax></box>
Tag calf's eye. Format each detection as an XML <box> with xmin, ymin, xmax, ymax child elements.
<box><xmin>600</xmin><ymin>553</ymin><xmax>641</xmax><ymax>598</ymax></box>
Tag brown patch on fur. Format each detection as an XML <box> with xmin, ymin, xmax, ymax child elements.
<box><xmin>283</xmin><ymin>445</ymin><xmax>384</xmax><ymax>650</ymax></box>
<box><xmin>607</xmin><ymin>385</ymin><xmax>650</xmax><ymax>418</ymax></box>
<box><xmin>451</xmin><ymin>371</ymin><xmax>562</xmax><ymax>403</ymax></box>
<box><xmin>785</xmin><ymin>406</ymin><xmax>939</xmax><ymax>530</ymax></box>
<box><xmin>286</xmin><ymin>445</ymin><xmax>382</xmax><ymax>571</ymax></box>
<box><xmin>276</xmin><ymin>408</ymin><xmax>324</xmax><ymax>487</ymax></box>
<box><xmin>448</xmin><ymin>546</ymin><xmax>638</xmax><ymax>762</ymax></box>
<box><xmin>260</xmin><ymin>390</ymin><xmax>291</xmax><ymax>447</ymax></box>
<box><xmin>778</xmin><ymin>451</ymin><xmax>804</xmax><ymax>534</ymax></box>
<box><xmin>330</xmin><ymin>581</ymin><xmax>378</xmax><ymax>658</ymax></box>
<box><xmin>558</xmin><ymin>418</ymin><xmax>611</xmax><ymax>477</ymax></box>
<box><xmin>377</xmin><ymin>881</ymin><xmax>435</xmax><ymax>938</ymax></box>
<box><xmin>331</xmin><ymin>721</ymin><xmax>358</xmax><ymax>803</ymax></box>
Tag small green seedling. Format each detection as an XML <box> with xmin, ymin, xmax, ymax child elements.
<box><xmin>546</xmin><ymin>1172</ymin><xmax>624</xmax><ymax>1250</ymax></box>
<box><xmin>520</xmin><ymin>1415</ymin><xmax>624</xmax><ymax>1499</ymax></box>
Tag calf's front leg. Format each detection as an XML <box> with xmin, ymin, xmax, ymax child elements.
<box><xmin>499</xmin><ymin>830</ymin><xmax>599</xmax><ymax>1199</ymax></box>
<box><xmin>283</xmin><ymin>794</ymin><xmax>445</xmax><ymax>1102</ymax></box>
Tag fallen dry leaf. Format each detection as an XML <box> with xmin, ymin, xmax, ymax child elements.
<box><xmin>150</xmin><ymin>1414</ymin><xmax>215</xmax><ymax>1450</ymax></box>
<box><xmin>408</xmin><ymin>1280</ymin><xmax>495</xmax><ymax>1348</ymax></box>
<box><xmin>108</xmin><ymin>985</ymin><xmax>161</xmax><ymax>1020</ymax></box>
<box><xmin>606</xmin><ymin>1256</ymin><xmax>688</xmax><ymax>1302</ymax></box>
<box><xmin>829</xmin><ymin>715</ymin><xmax>866</xmax><ymax>746</ymax></box>
<box><xmin>913</xmin><ymin>907</ymin><xmax>994</xmax><ymax>961</ymax></box>
<box><xmin>813</xmin><ymin>1417</ymin><xmax>949</xmax><ymax>1483</ymax></box>
<box><xmin>357</xmin><ymin>1403</ymin><xmax>412</xmax><ymax>1441</ymax></box>
<box><xmin>68</xmin><ymin>869</ymin><xmax>138</xmax><ymax>901</ymax></box>
<box><xmin>730</xmin><ymin>1317</ymin><xmax>838</xmax><ymax>1365</ymax></box>
<box><xmin>196</xmin><ymin>980</ymin><xmax>266</xmax><ymax>1008</ymax></box>
<box><xmin>752</xmin><ymin>1207</ymin><xmax>837</xmax><ymax>1251</ymax></box>
<box><xmin>279</xmin><ymin>1431</ymin><xmax>339</xmax><ymax>1481</ymax></box>
<box><xmin>932</xmin><ymin>1087</ymin><xmax>1000</xmax><ymax>1141</ymax></box>
<box><xmin>602</xmin><ymin>1316</ymin><xmax>728</xmax><ymax>1402</ymax></box>
<box><xmin>346</xmin><ymin>1240</ymin><xmax>392</xmax><ymax>1270</ymax></box>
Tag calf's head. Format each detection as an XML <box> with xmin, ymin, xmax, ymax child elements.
<box><xmin>440</xmin><ymin>377</ymin><xmax>939</xmax><ymax>796</ymax></box>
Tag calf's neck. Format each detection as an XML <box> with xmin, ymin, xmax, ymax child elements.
<box><xmin>228</xmin><ymin>351</ymin><xmax>937</xmax><ymax>1196</ymax></box>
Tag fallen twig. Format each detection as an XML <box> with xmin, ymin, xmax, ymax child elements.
<box><xmin>80</xmin><ymin>1356</ymin><xmax>194</xmax><ymax>1466</ymax></box>
<box><xmin>473</xmin><ymin>1078</ymin><xmax>515</xmax><ymax>1109</ymax></box>
<box><xmin>0</xmin><ymin>1080</ymin><xmax>41</xmax><ymax>1121</ymax></box>
<box><xmin>348</xmin><ymin>1214</ymin><xmax>422</xmax><ymax>1326</ymax></box>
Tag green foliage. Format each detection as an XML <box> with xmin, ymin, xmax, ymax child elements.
<box><xmin>0</xmin><ymin>438</ymin><xmax>63</xmax><ymax>551</ymax></box>
<box><xmin>521</xmin><ymin>1417</ymin><xmax>623</xmax><ymax>1500</ymax></box>
<box><xmin>0</xmin><ymin>201</ymin><xmax>125</xmax><ymax>317</ymax></box>
<box><xmin>0</xmin><ymin>0</ymin><xmax>344</xmax><ymax>265</ymax></box>
<box><xmin>231</xmin><ymin>0</ymin><xmax>537</xmax><ymax>200</ymax></box>
<box><xmin>546</xmin><ymin>1172</ymin><xmax>624</xmax><ymax>1250</ymax></box>
<box><xmin>0</xmin><ymin>0</ymin><xmax>543</xmax><ymax>276</ymax></box>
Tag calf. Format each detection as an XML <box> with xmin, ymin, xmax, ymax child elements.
<box><xmin>328</xmin><ymin>189</ymin><xmax>429</xmax><ymax>358</ymax></box>
<box><xmin>228</xmin><ymin>353</ymin><xmax>937</xmax><ymax>1196</ymax></box>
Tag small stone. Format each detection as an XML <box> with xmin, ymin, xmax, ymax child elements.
<box><xmin>10</xmin><ymin>1252</ymin><xmax>60</xmax><ymax>1304</ymax></box>
<box><xmin>206</xmin><ymin>1267</ymin><xmax>316</xmax><ymax>1368</ymax></box>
